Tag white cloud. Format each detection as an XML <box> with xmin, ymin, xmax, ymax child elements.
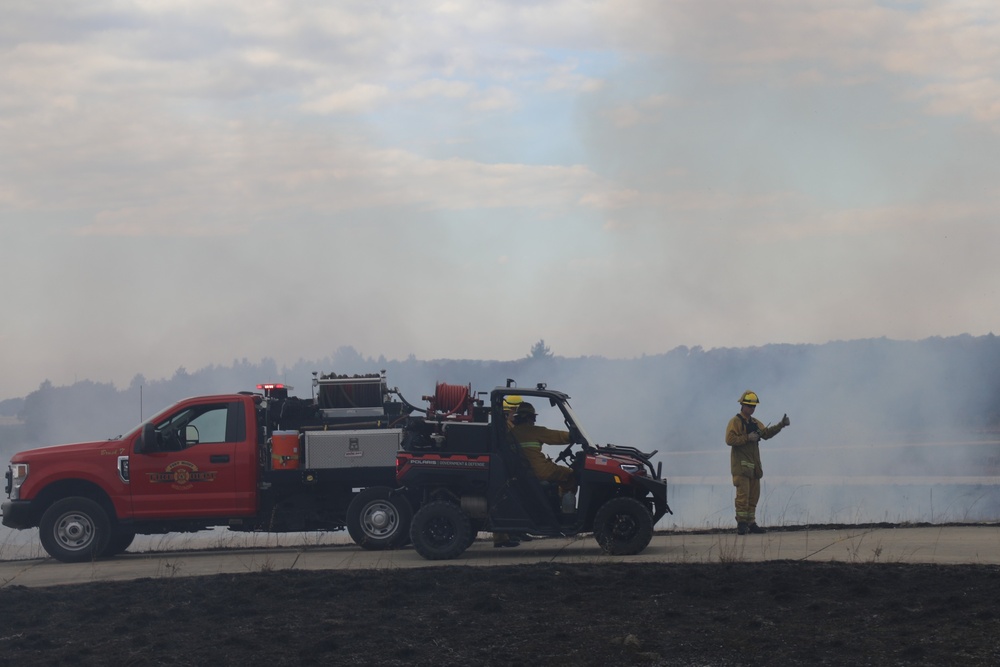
<box><xmin>468</xmin><ymin>86</ymin><xmax>518</xmax><ymax>111</ymax></box>
<box><xmin>544</xmin><ymin>62</ymin><xmax>604</xmax><ymax>93</ymax></box>
<box><xmin>405</xmin><ymin>78</ymin><xmax>475</xmax><ymax>99</ymax></box>
<box><xmin>579</xmin><ymin>189</ymin><xmax>639</xmax><ymax>210</ymax></box>
<box><xmin>4</xmin><ymin>1</ymin><xmax>1000</xmax><ymax>399</ymax></box>
<box><xmin>917</xmin><ymin>78</ymin><xmax>1000</xmax><ymax>121</ymax></box>
<box><xmin>301</xmin><ymin>83</ymin><xmax>390</xmax><ymax>114</ymax></box>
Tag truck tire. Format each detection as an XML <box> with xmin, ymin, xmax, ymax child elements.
<box><xmin>410</xmin><ymin>501</ymin><xmax>472</xmax><ymax>560</ymax></box>
<box><xmin>346</xmin><ymin>486</ymin><xmax>413</xmax><ymax>551</ymax></box>
<box><xmin>593</xmin><ymin>497</ymin><xmax>654</xmax><ymax>556</ymax></box>
<box><xmin>38</xmin><ymin>497</ymin><xmax>112</xmax><ymax>563</ymax></box>
<box><xmin>100</xmin><ymin>525</ymin><xmax>137</xmax><ymax>557</ymax></box>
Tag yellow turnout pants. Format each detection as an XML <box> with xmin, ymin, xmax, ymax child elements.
<box><xmin>733</xmin><ymin>475</ymin><xmax>760</xmax><ymax>524</ymax></box>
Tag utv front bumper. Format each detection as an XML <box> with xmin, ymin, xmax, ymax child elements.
<box><xmin>633</xmin><ymin>476</ymin><xmax>672</xmax><ymax>523</ymax></box>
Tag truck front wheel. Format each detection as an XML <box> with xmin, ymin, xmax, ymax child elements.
<box><xmin>410</xmin><ymin>501</ymin><xmax>472</xmax><ymax>560</ymax></box>
<box><xmin>346</xmin><ymin>487</ymin><xmax>413</xmax><ymax>551</ymax></box>
<box><xmin>100</xmin><ymin>525</ymin><xmax>137</xmax><ymax>557</ymax></box>
<box><xmin>39</xmin><ymin>497</ymin><xmax>112</xmax><ymax>563</ymax></box>
<box><xmin>593</xmin><ymin>497</ymin><xmax>654</xmax><ymax>555</ymax></box>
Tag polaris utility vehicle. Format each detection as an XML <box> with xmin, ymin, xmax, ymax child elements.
<box><xmin>396</xmin><ymin>382</ymin><xmax>672</xmax><ymax>560</ymax></box>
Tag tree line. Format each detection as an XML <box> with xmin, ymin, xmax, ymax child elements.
<box><xmin>4</xmin><ymin>334</ymin><xmax>1000</xmax><ymax>454</ymax></box>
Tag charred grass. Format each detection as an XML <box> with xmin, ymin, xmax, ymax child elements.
<box><xmin>2</xmin><ymin>561</ymin><xmax>1000</xmax><ymax>665</ymax></box>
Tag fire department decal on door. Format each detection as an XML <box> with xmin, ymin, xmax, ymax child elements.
<box><xmin>146</xmin><ymin>461</ymin><xmax>218</xmax><ymax>491</ymax></box>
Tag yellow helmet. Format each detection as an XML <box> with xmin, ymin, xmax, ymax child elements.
<box><xmin>503</xmin><ymin>395</ymin><xmax>523</xmax><ymax>413</ymax></box>
<box><xmin>738</xmin><ymin>390</ymin><xmax>760</xmax><ymax>406</ymax></box>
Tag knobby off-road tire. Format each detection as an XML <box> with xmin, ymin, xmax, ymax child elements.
<box><xmin>410</xmin><ymin>501</ymin><xmax>472</xmax><ymax>560</ymax></box>
<box><xmin>346</xmin><ymin>486</ymin><xmax>414</xmax><ymax>550</ymax></box>
<box><xmin>38</xmin><ymin>497</ymin><xmax>112</xmax><ymax>563</ymax></box>
<box><xmin>100</xmin><ymin>525</ymin><xmax>137</xmax><ymax>557</ymax></box>
<box><xmin>593</xmin><ymin>497</ymin><xmax>654</xmax><ymax>555</ymax></box>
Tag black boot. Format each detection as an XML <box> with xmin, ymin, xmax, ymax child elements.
<box><xmin>748</xmin><ymin>523</ymin><xmax>767</xmax><ymax>534</ymax></box>
<box><xmin>736</xmin><ymin>522</ymin><xmax>748</xmax><ymax>535</ymax></box>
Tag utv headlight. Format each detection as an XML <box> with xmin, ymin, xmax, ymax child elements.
<box><xmin>620</xmin><ymin>464</ymin><xmax>640</xmax><ymax>474</ymax></box>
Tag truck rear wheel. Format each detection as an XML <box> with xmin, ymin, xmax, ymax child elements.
<box><xmin>593</xmin><ymin>497</ymin><xmax>654</xmax><ymax>555</ymax></box>
<box><xmin>347</xmin><ymin>487</ymin><xmax>413</xmax><ymax>550</ymax></box>
<box><xmin>410</xmin><ymin>501</ymin><xmax>472</xmax><ymax>560</ymax></box>
<box><xmin>39</xmin><ymin>497</ymin><xmax>111</xmax><ymax>563</ymax></box>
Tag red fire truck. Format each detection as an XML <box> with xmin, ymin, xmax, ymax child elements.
<box><xmin>2</xmin><ymin>372</ymin><xmax>440</xmax><ymax>562</ymax></box>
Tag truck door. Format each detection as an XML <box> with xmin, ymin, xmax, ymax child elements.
<box><xmin>129</xmin><ymin>399</ymin><xmax>254</xmax><ymax>519</ymax></box>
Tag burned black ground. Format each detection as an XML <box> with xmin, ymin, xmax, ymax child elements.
<box><xmin>2</xmin><ymin>558</ymin><xmax>1000</xmax><ymax>666</ymax></box>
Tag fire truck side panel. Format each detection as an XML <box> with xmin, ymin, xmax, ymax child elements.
<box><xmin>304</xmin><ymin>430</ymin><xmax>403</xmax><ymax>469</ymax></box>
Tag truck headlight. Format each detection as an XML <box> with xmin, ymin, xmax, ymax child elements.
<box><xmin>8</xmin><ymin>463</ymin><xmax>28</xmax><ymax>500</ymax></box>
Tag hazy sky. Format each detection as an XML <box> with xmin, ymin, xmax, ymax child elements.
<box><xmin>2</xmin><ymin>1</ymin><xmax>999</xmax><ymax>401</ymax></box>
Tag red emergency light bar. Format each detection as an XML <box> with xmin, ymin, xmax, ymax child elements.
<box><xmin>257</xmin><ymin>383</ymin><xmax>292</xmax><ymax>390</ymax></box>
<box><xmin>257</xmin><ymin>383</ymin><xmax>293</xmax><ymax>398</ymax></box>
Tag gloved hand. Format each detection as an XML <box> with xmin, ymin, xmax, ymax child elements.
<box><xmin>781</xmin><ymin>414</ymin><xmax>790</xmax><ymax>427</ymax></box>
<box><xmin>747</xmin><ymin>431</ymin><xmax>760</xmax><ymax>442</ymax></box>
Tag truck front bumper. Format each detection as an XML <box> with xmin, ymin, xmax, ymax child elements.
<box><xmin>1</xmin><ymin>500</ymin><xmax>38</xmax><ymax>529</ymax></box>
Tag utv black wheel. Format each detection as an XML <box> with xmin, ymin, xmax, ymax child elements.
<box><xmin>347</xmin><ymin>487</ymin><xmax>414</xmax><ymax>550</ymax></box>
<box><xmin>410</xmin><ymin>501</ymin><xmax>472</xmax><ymax>560</ymax></box>
<box><xmin>593</xmin><ymin>497</ymin><xmax>654</xmax><ymax>555</ymax></box>
<box><xmin>100</xmin><ymin>525</ymin><xmax>137</xmax><ymax>557</ymax></box>
<box><xmin>39</xmin><ymin>497</ymin><xmax>112</xmax><ymax>563</ymax></box>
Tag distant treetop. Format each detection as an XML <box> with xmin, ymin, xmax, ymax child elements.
<box><xmin>528</xmin><ymin>339</ymin><xmax>553</xmax><ymax>360</ymax></box>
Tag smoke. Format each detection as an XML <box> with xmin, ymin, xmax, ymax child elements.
<box><xmin>5</xmin><ymin>335</ymin><xmax>1000</xmax><ymax>531</ymax></box>
<box><xmin>506</xmin><ymin>337</ymin><xmax>1000</xmax><ymax>528</ymax></box>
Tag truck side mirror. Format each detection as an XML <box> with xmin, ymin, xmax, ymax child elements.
<box><xmin>137</xmin><ymin>423</ymin><xmax>158</xmax><ymax>454</ymax></box>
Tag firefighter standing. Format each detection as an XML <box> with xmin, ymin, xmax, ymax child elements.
<box><xmin>509</xmin><ymin>402</ymin><xmax>577</xmax><ymax>498</ymax></box>
<box><xmin>726</xmin><ymin>390</ymin><xmax>790</xmax><ymax>535</ymax></box>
